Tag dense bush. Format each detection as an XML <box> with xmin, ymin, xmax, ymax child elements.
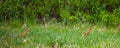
<box><xmin>0</xmin><ymin>0</ymin><xmax>120</xmax><ymax>26</ymax></box>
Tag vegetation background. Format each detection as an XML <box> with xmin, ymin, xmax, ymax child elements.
<box><xmin>0</xmin><ymin>0</ymin><xmax>120</xmax><ymax>48</ymax></box>
<box><xmin>0</xmin><ymin>0</ymin><xmax>120</xmax><ymax>26</ymax></box>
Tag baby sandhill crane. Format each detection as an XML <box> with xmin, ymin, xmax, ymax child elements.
<box><xmin>20</xmin><ymin>28</ymin><xmax>30</xmax><ymax>37</ymax></box>
<box><xmin>82</xmin><ymin>28</ymin><xmax>93</xmax><ymax>37</ymax></box>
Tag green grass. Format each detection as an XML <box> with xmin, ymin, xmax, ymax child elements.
<box><xmin>0</xmin><ymin>23</ymin><xmax>120</xmax><ymax>48</ymax></box>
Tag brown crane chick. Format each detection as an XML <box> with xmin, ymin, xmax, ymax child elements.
<box><xmin>82</xmin><ymin>28</ymin><xmax>93</xmax><ymax>37</ymax></box>
<box><xmin>20</xmin><ymin>28</ymin><xmax>30</xmax><ymax>37</ymax></box>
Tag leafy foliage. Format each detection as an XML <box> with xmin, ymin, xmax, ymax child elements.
<box><xmin>0</xmin><ymin>0</ymin><xmax>120</xmax><ymax>26</ymax></box>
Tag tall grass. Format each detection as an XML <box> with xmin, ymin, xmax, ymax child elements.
<box><xmin>0</xmin><ymin>23</ymin><xmax>120</xmax><ymax>48</ymax></box>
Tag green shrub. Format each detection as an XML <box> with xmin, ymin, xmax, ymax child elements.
<box><xmin>0</xmin><ymin>0</ymin><xmax>120</xmax><ymax>26</ymax></box>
